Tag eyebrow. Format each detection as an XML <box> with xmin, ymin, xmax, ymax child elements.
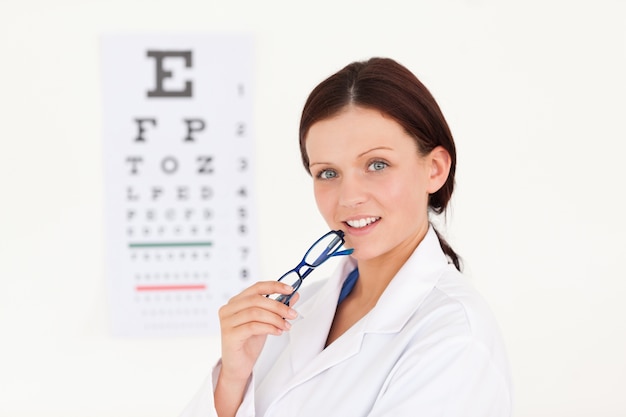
<box><xmin>358</xmin><ymin>146</ymin><xmax>393</xmax><ymax>158</ymax></box>
<box><xmin>309</xmin><ymin>146</ymin><xmax>394</xmax><ymax>168</ymax></box>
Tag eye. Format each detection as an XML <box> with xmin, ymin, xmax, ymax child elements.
<box><xmin>368</xmin><ymin>160</ymin><xmax>388</xmax><ymax>172</ymax></box>
<box><xmin>316</xmin><ymin>169</ymin><xmax>337</xmax><ymax>179</ymax></box>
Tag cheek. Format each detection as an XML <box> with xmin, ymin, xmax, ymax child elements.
<box><xmin>380</xmin><ymin>172</ymin><xmax>429</xmax><ymax>213</ymax></box>
<box><xmin>313</xmin><ymin>184</ymin><xmax>334</xmax><ymax>219</ymax></box>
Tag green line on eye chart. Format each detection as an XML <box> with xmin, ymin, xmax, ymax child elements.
<box><xmin>128</xmin><ymin>241</ymin><xmax>213</xmax><ymax>248</ymax></box>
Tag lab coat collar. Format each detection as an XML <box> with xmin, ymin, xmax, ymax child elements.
<box><xmin>286</xmin><ymin>225</ymin><xmax>450</xmax><ymax>379</ymax></box>
<box><xmin>366</xmin><ymin>225</ymin><xmax>450</xmax><ymax>333</ymax></box>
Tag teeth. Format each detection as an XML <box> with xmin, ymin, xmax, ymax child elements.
<box><xmin>346</xmin><ymin>217</ymin><xmax>380</xmax><ymax>228</ymax></box>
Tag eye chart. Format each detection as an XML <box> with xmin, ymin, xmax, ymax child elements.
<box><xmin>100</xmin><ymin>34</ymin><xmax>258</xmax><ymax>337</ymax></box>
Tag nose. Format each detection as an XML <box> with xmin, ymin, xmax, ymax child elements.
<box><xmin>338</xmin><ymin>172</ymin><xmax>368</xmax><ymax>208</ymax></box>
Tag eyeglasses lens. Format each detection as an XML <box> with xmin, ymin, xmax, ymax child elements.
<box><xmin>305</xmin><ymin>233</ymin><xmax>343</xmax><ymax>267</ymax></box>
<box><xmin>278</xmin><ymin>271</ymin><xmax>301</xmax><ymax>288</ymax></box>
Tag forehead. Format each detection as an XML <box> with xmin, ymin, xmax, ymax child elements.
<box><xmin>305</xmin><ymin>106</ymin><xmax>414</xmax><ymax>154</ymax></box>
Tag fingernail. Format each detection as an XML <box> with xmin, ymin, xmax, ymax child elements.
<box><xmin>287</xmin><ymin>308</ymin><xmax>298</xmax><ymax>319</ymax></box>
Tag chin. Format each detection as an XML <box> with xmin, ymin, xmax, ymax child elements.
<box><xmin>346</xmin><ymin>247</ymin><xmax>381</xmax><ymax>262</ymax></box>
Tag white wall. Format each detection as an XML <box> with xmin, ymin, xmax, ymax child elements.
<box><xmin>1</xmin><ymin>1</ymin><xmax>624</xmax><ymax>416</ymax></box>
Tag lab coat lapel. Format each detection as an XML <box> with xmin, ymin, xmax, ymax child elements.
<box><xmin>289</xmin><ymin>310</ymin><xmax>367</xmax><ymax>388</ymax></box>
<box><xmin>286</xmin><ymin>258</ymin><xmax>357</xmax><ymax>375</ymax></box>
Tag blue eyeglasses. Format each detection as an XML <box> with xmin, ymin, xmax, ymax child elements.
<box><xmin>267</xmin><ymin>230</ymin><xmax>354</xmax><ymax>305</ymax></box>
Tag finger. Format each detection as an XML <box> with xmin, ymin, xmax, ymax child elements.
<box><xmin>219</xmin><ymin>296</ymin><xmax>298</xmax><ymax>333</ymax></box>
<box><xmin>226</xmin><ymin>306</ymin><xmax>293</xmax><ymax>332</ymax></box>
<box><xmin>236</xmin><ymin>281</ymin><xmax>295</xmax><ymax>299</ymax></box>
<box><xmin>226</xmin><ymin>321</ymin><xmax>286</xmax><ymax>339</ymax></box>
<box><xmin>222</xmin><ymin>290</ymin><xmax>297</xmax><ymax>319</ymax></box>
<box><xmin>224</xmin><ymin>282</ymin><xmax>297</xmax><ymax>320</ymax></box>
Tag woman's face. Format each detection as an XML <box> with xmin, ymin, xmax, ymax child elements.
<box><xmin>305</xmin><ymin>106</ymin><xmax>442</xmax><ymax>262</ymax></box>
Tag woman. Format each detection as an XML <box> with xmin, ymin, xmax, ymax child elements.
<box><xmin>181</xmin><ymin>57</ymin><xmax>512</xmax><ymax>417</ymax></box>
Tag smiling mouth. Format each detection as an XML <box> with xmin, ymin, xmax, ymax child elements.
<box><xmin>345</xmin><ymin>217</ymin><xmax>381</xmax><ymax>229</ymax></box>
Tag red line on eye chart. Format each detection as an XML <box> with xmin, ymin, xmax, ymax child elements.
<box><xmin>135</xmin><ymin>284</ymin><xmax>206</xmax><ymax>292</ymax></box>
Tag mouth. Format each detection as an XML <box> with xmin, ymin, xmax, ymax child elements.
<box><xmin>345</xmin><ymin>216</ymin><xmax>381</xmax><ymax>229</ymax></box>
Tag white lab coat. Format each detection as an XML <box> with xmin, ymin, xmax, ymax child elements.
<box><xmin>180</xmin><ymin>227</ymin><xmax>512</xmax><ymax>417</ymax></box>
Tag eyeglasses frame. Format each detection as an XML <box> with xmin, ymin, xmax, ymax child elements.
<box><xmin>269</xmin><ymin>230</ymin><xmax>353</xmax><ymax>305</ymax></box>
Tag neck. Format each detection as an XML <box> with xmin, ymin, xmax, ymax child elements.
<box><xmin>351</xmin><ymin>223</ymin><xmax>429</xmax><ymax>305</ymax></box>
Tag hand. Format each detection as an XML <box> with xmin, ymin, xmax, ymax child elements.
<box><xmin>217</xmin><ymin>281</ymin><xmax>299</xmax><ymax>383</ymax></box>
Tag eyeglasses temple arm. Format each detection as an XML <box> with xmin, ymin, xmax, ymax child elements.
<box><xmin>332</xmin><ymin>248</ymin><xmax>354</xmax><ymax>257</ymax></box>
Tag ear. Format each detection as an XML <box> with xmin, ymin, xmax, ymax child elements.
<box><xmin>426</xmin><ymin>146</ymin><xmax>452</xmax><ymax>194</ymax></box>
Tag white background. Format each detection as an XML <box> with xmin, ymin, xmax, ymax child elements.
<box><xmin>0</xmin><ymin>1</ymin><xmax>624</xmax><ymax>416</ymax></box>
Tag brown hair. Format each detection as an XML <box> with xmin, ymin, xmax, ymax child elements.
<box><xmin>299</xmin><ymin>57</ymin><xmax>461</xmax><ymax>270</ymax></box>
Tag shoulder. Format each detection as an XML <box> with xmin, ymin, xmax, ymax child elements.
<box><xmin>426</xmin><ymin>267</ymin><xmax>504</xmax><ymax>344</ymax></box>
<box><xmin>405</xmin><ymin>266</ymin><xmax>511</xmax><ymax>382</ymax></box>
<box><xmin>374</xmin><ymin>267</ymin><xmax>512</xmax><ymax>412</ymax></box>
